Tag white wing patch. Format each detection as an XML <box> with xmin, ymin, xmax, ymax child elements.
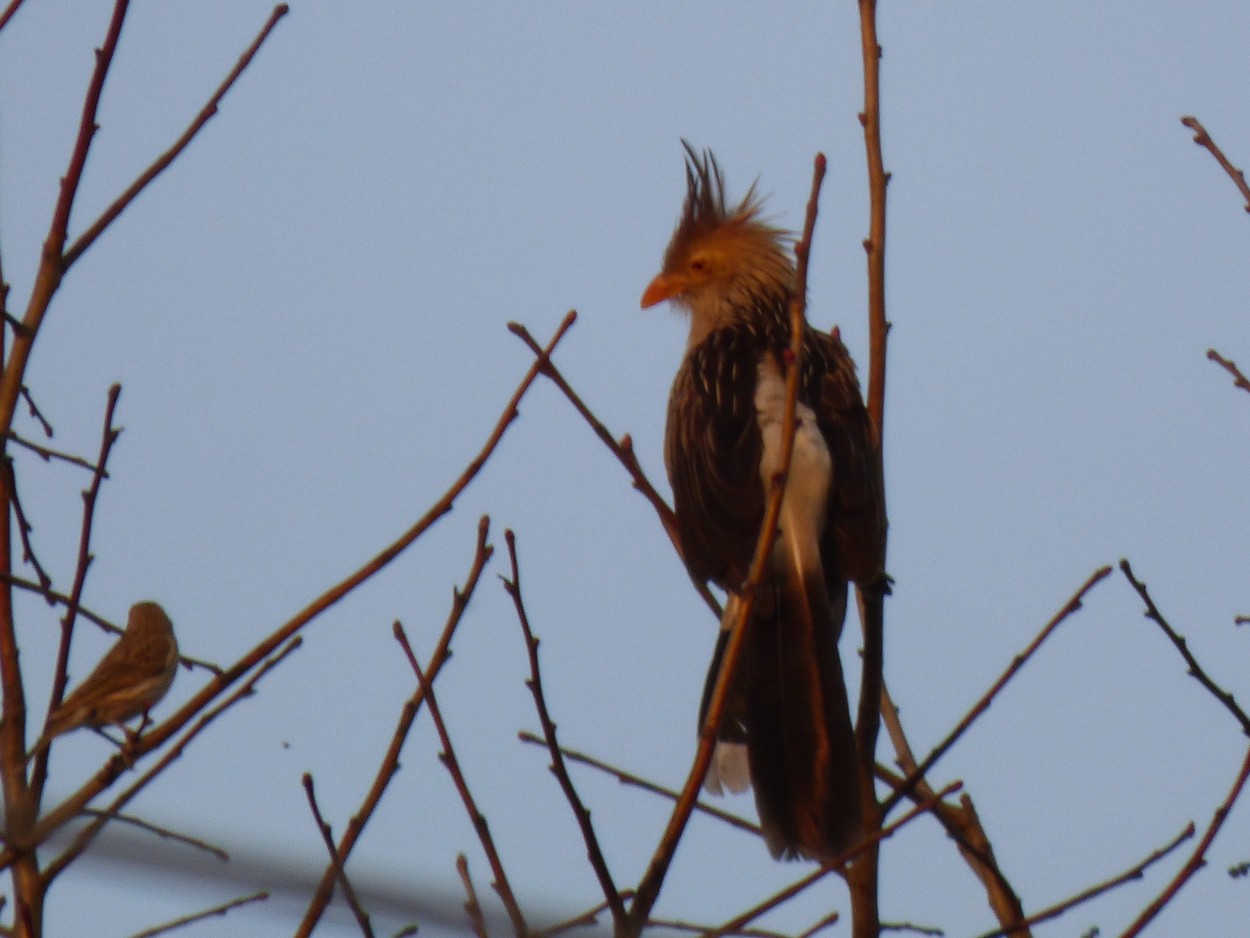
<box><xmin>754</xmin><ymin>354</ymin><xmax>831</xmax><ymax>580</ymax></box>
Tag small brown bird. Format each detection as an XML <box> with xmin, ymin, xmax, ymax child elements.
<box><xmin>31</xmin><ymin>601</ymin><xmax>179</xmax><ymax>758</ymax></box>
<box><xmin>642</xmin><ymin>144</ymin><xmax>885</xmax><ymax>861</ymax></box>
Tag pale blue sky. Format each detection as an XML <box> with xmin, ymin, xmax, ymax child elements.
<box><xmin>3</xmin><ymin>3</ymin><xmax>1250</xmax><ymax>935</ymax></box>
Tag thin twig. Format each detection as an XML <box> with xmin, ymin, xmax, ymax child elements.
<box><xmin>515</xmin><ymin>731</ymin><xmax>760</xmax><ymax>835</ymax></box>
<box><xmin>1120</xmin><ymin>747</ymin><xmax>1250</xmax><ymax>937</ymax></box>
<box><xmin>3</xmin><ymin>458</ymin><xmax>52</xmax><ymax>595</ymax></box>
<box><xmin>31</xmin><ymin>384</ymin><xmax>123</xmax><ymax>801</ymax></box>
<box><xmin>1120</xmin><ymin>559</ymin><xmax>1250</xmax><ymax>735</ymax></box>
<box><xmin>396</xmin><ymin>625</ymin><xmax>528</xmax><ymax>937</ymax></box>
<box><xmin>622</xmin><ymin>152</ymin><xmax>827</xmax><ymax>938</ymax></box>
<box><xmin>503</xmin><ymin>530</ymin><xmax>625</xmax><ymax>924</ymax></box>
<box><xmin>80</xmin><ymin>808</ymin><xmax>229</xmax><ymax>861</ymax></box>
<box><xmin>6</xmin><ymin>432</ymin><xmax>101</xmax><ymax>472</ymax></box>
<box><xmin>509</xmin><ymin>322</ymin><xmax>722</xmax><ymax>621</ymax></box>
<box><xmin>457</xmin><ymin>854</ymin><xmax>490</xmax><ymax>938</ymax></box>
<box><xmin>883</xmin><ymin>565</ymin><xmax>1112</xmax><ymax>815</ymax></box>
<box><xmin>126</xmin><ymin>891</ymin><xmax>268</xmax><ymax>938</ymax></box>
<box><xmin>1181</xmin><ymin>116</ymin><xmax>1250</xmax><ymax>214</ymax></box>
<box><xmin>974</xmin><ymin>824</ymin><xmax>1193</xmax><ymax>938</ymax></box>
<box><xmin>646</xmin><ymin>918</ymin><xmax>788</xmax><ymax>938</ymax></box>
<box><xmin>796</xmin><ymin>910</ymin><xmax>843</xmax><ymax>938</ymax></box>
<box><xmin>64</xmin><ymin>5</ymin><xmax>291</xmax><ymax>269</ymax></box>
<box><xmin>302</xmin><ymin>773</ymin><xmax>375</xmax><ymax>938</ymax></box>
<box><xmin>878</xmin><ymin>684</ymin><xmax>1026</xmax><ymax>931</ymax></box>
<box><xmin>704</xmin><ymin>781</ymin><xmax>963</xmax><ymax>938</ymax></box>
<box><xmin>534</xmin><ymin>893</ymin><xmax>636</xmax><ymax>938</ymax></box>
<box><xmin>1206</xmin><ymin>349</ymin><xmax>1250</xmax><ymax>397</ymax></box>
<box><xmin>18</xmin><ymin>388</ymin><xmax>52</xmax><ymax>439</ymax></box>
<box><xmin>295</xmin><ymin>517</ymin><xmax>494</xmax><ymax>938</ymax></box>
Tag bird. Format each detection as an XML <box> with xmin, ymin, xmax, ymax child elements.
<box><xmin>30</xmin><ymin>601</ymin><xmax>179</xmax><ymax>759</ymax></box>
<box><xmin>641</xmin><ymin>143</ymin><xmax>885</xmax><ymax>862</ymax></box>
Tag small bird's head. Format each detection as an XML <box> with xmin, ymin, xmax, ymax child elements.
<box><xmin>641</xmin><ymin>143</ymin><xmax>793</xmax><ymax>336</ymax></box>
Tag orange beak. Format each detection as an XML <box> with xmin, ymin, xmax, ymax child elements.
<box><xmin>640</xmin><ymin>272</ymin><xmax>686</xmax><ymax>309</ymax></box>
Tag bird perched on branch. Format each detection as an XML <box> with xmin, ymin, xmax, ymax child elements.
<box><xmin>641</xmin><ymin>144</ymin><xmax>885</xmax><ymax>861</ymax></box>
<box><xmin>30</xmin><ymin>601</ymin><xmax>179</xmax><ymax>760</ymax></box>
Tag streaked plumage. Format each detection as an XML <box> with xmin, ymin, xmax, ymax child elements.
<box><xmin>642</xmin><ymin>144</ymin><xmax>884</xmax><ymax>861</ymax></box>
<box><xmin>31</xmin><ymin>601</ymin><xmax>179</xmax><ymax>758</ymax></box>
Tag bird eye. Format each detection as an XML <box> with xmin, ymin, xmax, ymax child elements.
<box><xmin>690</xmin><ymin>256</ymin><xmax>708</xmax><ymax>272</ymax></box>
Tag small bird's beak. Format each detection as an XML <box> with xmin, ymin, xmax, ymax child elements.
<box><xmin>641</xmin><ymin>273</ymin><xmax>685</xmax><ymax>309</ymax></box>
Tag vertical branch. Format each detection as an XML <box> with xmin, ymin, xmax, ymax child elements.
<box><xmin>502</xmin><ymin>530</ymin><xmax>625</xmax><ymax>925</ymax></box>
<box><xmin>29</xmin><ymin>385</ymin><xmax>123</xmax><ymax>799</ymax></box>
<box><xmin>852</xmin><ymin>2</ymin><xmax>890</xmax><ymax>934</ymax></box>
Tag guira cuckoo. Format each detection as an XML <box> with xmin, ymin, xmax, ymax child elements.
<box><xmin>642</xmin><ymin>144</ymin><xmax>885</xmax><ymax>861</ymax></box>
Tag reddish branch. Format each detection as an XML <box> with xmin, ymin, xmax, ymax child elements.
<box><xmin>1120</xmin><ymin>559</ymin><xmax>1250</xmax><ymax>734</ymax></box>
<box><xmin>974</xmin><ymin>824</ymin><xmax>1193</xmax><ymax>938</ymax></box>
<box><xmin>1207</xmin><ymin>349</ymin><xmax>1250</xmax><ymax>397</ymax></box>
<box><xmin>302</xmin><ymin>774</ymin><xmax>375</xmax><ymax>938</ymax></box>
<box><xmin>63</xmin><ymin>4</ymin><xmax>290</xmax><ymax>269</ymax></box>
<box><xmin>397</xmin><ymin>625</ymin><xmax>528</xmax><ymax>936</ymax></box>
<box><xmin>883</xmin><ymin>565</ymin><xmax>1113</xmax><ymax>815</ymax></box>
<box><xmin>621</xmin><ymin>153</ymin><xmax>827</xmax><ymax>938</ymax></box>
<box><xmin>30</xmin><ymin>385</ymin><xmax>123</xmax><ymax>800</ymax></box>
<box><xmin>1121</xmin><ymin>749</ymin><xmax>1250</xmax><ymax>937</ymax></box>
<box><xmin>704</xmin><ymin>781</ymin><xmax>963</xmax><ymax>938</ymax></box>
<box><xmin>503</xmin><ymin>530</ymin><xmax>625</xmax><ymax>924</ymax></box>
<box><xmin>456</xmin><ymin>854</ymin><xmax>490</xmax><ymax>938</ymax></box>
<box><xmin>515</xmin><ymin>731</ymin><xmax>761</xmax><ymax>836</ymax></box>
<box><xmin>1181</xmin><ymin>116</ymin><xmax>1250</xmax><ymax>214</ymax></box>
<box><xmin>295</xmin><ymin>516</ymin><xmax>493</xmax><ymax>938</ymax></box>
<box><xmin>508</xmin><ymin>322</ymin><xmax>722</xmax><ymax>621</ymax></box>
<box><xmin>853</xmin><ymin>4</ymin><xmax>891</xmax><ymax>930</ymax></box>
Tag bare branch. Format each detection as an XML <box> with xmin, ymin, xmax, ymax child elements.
<box><xmin>1181</xmin><ymin>116</ymin><xmax>1250</xmax><ymax>214</ymax></box>
<box><xmin>64</xmin><ymin>5</ymin><xmax>291</xmax><ymax>269</ymax></box>
<box><xmin>80</xmin><ymin>808</ymin><xmax>229</xmax><ymax>862</ymax></box>
<box><xmin>1120</xmin><ymin>559</ymin><xmax>1250</xmax><ymax>735</ymax></box>
<box><xmin>503</xmin><ymin>530</ymin><xmax>625</xmax><ymax>924</ymax></box>
<box><xmin>507</xmin><ymin>322</ymin><xmax>722</xmax><ymax>621</ymax></box>
<box><xmin>302</xmin><ymin>773</ymin><xmax>376</xmax><ymax>938</ymax></box>
<box><xmin>456</xmin><ymin>854</ymin><xmax>490</xmax><ymax>938</ymax></box>
<box><xmin>883</xmin><ymin>565</ymin><xmax>1112</xmax><ymax>815</ymax></box>
<box><xmin>18</xmin><ymin>387</ymin><xmax>53</xmax><ymax>439</ymax></box>
<box><xmin>1206</xmin><ymin>349</ymin><xmax>1250</xmax><ymax>397</ymax></box>
<box><xmin>516</xmin><ymin>731</ymin><xmax>760</xmax><ymax>836</ymax></box>
<box><xmin>704</xmin><ymin>781</ymin><xmax>963</xmax><ymax>938</ymax></box>
<box><xmin>395</xmin><ymin>624</ymin><xmax>528</xmax><ymax>937</ymax></box>
<box><xmin>125</xmin><ymin>891</ymin><xmax>268</xmax><ymax>938</ymax></box>
<box><xmin>30</xmin><ymin>384</ymin><xmax>123</xmax><ymax>800</ymax></box>
<box><xmin>0</xmin><ymin>0</ymin><xmax>28</xmax><ymax>33</ymax></box>
<box><xmin>974</xmin><ymin>824</ymin><xmax>1193</xmax><ymax>938</ymax></box>
<box><xmin>6</xmin><ymin>432</ymin><xmax>102</xmax><ymax>472</ymax></box>
<box><xmin>295</xmin><ymin>516</ymin><xmax>493</xmax><ymax>937</ymax></box>
<box><xmin>1120</xmin><ymin>747</ymin><xmax>1250</xmax><ymax>937</ymax></box>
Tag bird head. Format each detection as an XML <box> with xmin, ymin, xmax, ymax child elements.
<box><xmin>641</xmin><ymin>143</ymin><xmax>793</xmax><ymax>337</ymax></box>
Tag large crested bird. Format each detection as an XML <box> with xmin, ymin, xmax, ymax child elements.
<box><xmin>641</xmin><ymin>144</ymin><xmax>885</xmax><ymax>861</ymax></box>
<box><xmin>30</xmin><ymin>601</ymin><xmax>179</xmax><ymax>760</ymax></box>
